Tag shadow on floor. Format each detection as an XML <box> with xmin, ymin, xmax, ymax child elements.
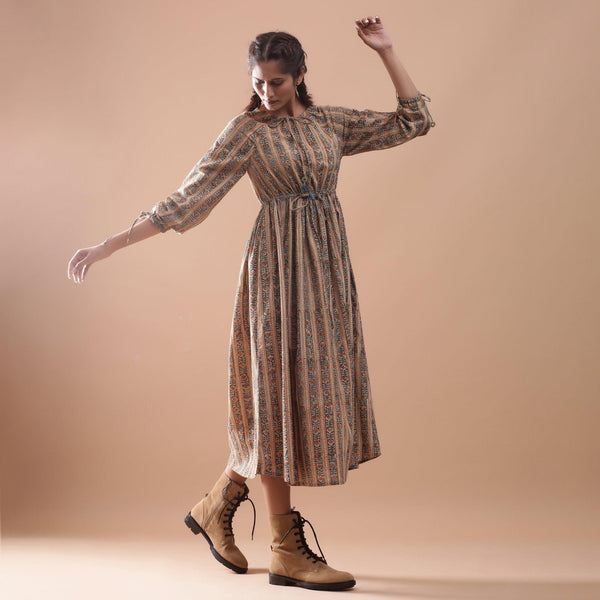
<box><xmin>245</xmin><ymin>567</ymin><xmax>269</xmax><ymax>575</ymax></box>
<box><xmin>350</xmin><ymin>574</ymin><xmax>600</xmax><ymax>600</ymax></box>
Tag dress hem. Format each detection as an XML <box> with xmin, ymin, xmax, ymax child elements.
<box><xmin>226</xmin><ymin>451</ymin><xmax>382</xmax><ymax>487</ymax></box>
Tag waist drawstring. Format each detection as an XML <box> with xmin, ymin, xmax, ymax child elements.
<box><xmin>290</xmin><ymin>178</ymin><xmax>316</xmax><ymax>211</ymax></box>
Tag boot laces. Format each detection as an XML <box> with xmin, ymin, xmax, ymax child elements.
<box><xmin>277</xmin><ymin>512</ymin><xmax>327</xmax><ymax>565</ymax></box>
<box><xmin>218</xmin><ymin>487</ymin><xmax>256</xmax><ymax>541</ymax></box>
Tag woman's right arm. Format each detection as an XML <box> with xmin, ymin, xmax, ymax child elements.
<box><xmin>67</xmin><ymin>215</ymin><xmax>160</xmax><ymax>283</ymax></box>
<box><xmin>69</xmin><ymin>112</ymin><xmax>254</xmax><ymax>284</ymax></box>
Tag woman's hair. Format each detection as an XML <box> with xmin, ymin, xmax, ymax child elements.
<box><xmin>244</xmin><ymin>31</ymin><xmax>314</xmax><ymax>112</ymax></box>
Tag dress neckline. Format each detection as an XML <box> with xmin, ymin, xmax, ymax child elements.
<box><xmin>249</xmin><ymin>105</ymin><xmax>316</xmax><ymax>126</ymax></box>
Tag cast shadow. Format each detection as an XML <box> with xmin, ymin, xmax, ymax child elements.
<box><xmin>246</xmin><ymin>567</ymin><xmax>269</xmax><ymax>575</ymax></box>
<box><xmin>349</xmin><ymin>574</ymin><xmax>600</xmax><ymax>600</ymax></box>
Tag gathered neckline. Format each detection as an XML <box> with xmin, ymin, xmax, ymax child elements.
<box><xmin>249</xmin><ymin>105</ymin><xmax>316</xmax><ymax>124</ymax></box>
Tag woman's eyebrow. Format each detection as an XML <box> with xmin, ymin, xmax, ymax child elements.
<box><xmin>253</xmin><ymin>76</ymin><xmax>285</xmax><ymax>83</ymax></box>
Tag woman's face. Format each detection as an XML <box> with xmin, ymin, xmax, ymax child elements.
<box><xmin>251</xmin><ymin>60</ymin><xmax>303</xmax><ymax>115</ymax></box>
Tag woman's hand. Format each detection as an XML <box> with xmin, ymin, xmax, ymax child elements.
<box><xmin>355</xmin><ymin>16</ymin><xmax>393</xmax><ymax>53</ymax></box>
<box><xmin>67</xmin><ymin>242</ymin><xmax>111</xmax><ymax>283</ymax></box>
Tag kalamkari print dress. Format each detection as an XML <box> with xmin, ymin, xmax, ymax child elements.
<box><xmin>131</xmin><ymin>92</ymin><xmax>435</xmax><ymax>486</ymax></box>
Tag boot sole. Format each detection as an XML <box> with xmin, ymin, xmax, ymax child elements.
<box><xmin>184</xmin><ymin>512</ymin><xmax>247</xmax><ymax>574</ymax></box>
<box><xmin>269</xmin><ymin>572</ymin><xmax>356</xmax><ymax>591</ymax></box>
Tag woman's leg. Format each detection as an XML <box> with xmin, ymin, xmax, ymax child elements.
<box><xmin>225</xmin><ymin>466</ymin><xmax>247</xmax><ymax>485</ymax></box>
<box><xmin>225</xmin><ymin>466</ymin><xmax>290</xmax><ymax>514</ymax></box>
<box><xmin>261</xmin><ymin>474</ymin><xmax>291</xmax><ymax>514</ymax></box>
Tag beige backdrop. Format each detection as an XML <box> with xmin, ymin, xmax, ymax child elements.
<box><xmin>1</xmin><ymin>0</ymin><xmax>598</xmax><ymax>547</ymax></box>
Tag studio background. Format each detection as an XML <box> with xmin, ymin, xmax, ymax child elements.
<box><xmin>2</xmin><ymin>0</ymin><xmax>598</xmax><ymax>557</ymax></box>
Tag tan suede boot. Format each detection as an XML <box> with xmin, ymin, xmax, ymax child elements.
<box><xmin>184</xmin><ymin>472</ymin><xmax>255</xmax><ymax>574</ymax></box>
<box><xmin>268</xmin><ymin>510</ymin><xmax>356</xmax><ymax>591</ymax></box>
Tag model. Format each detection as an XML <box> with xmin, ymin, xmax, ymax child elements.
<box><xmin>68</xmin><ymin>15</ymin><xmax>435</xmax><ymax>592</ymax></box>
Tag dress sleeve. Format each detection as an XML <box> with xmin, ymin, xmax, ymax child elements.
<box><xmin>128</xmin><ymin>114</ymin><xmax>253</xmax><ymax>238</ymax></box>
<box><xmin>329</xmin><ymin>91</ymin><xmax>435</xmax><ymax>157</ymax></box>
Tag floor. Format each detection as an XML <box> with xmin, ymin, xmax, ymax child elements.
<box><xmin>2</xmin><ymin>536</ymin><xmax>599</xmax><ymax>600</ymax></box>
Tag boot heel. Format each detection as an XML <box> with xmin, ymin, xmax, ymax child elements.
<box><xmin>269</xmin><ymin>573</ymin><xmax>295</xmax><ymax>587</ymax></box>
<box><xmin>184</xmin><ymin>512</ymin><xmax>202</xmax><ymax>535</ymax></box>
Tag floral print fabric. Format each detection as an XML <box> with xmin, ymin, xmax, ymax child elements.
<box><xmin>135</xmin><ymin>93</ymin><xmax>435</xmax><ymax>485</ymax></box>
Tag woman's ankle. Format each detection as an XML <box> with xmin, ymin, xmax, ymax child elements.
<box><xmin>225</xmin><ymin>466</ymin><xmax>247</xmax><ymax>485</ymax></box>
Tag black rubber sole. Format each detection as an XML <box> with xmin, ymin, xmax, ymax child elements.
<box><xmin>184</xmin><ymin>512</ymin><xmax>247</xmax><ymax>574</ymax></box>
<box><xmin>269</xmin><ymin>572</ymin><xmax>356</xmax><ymax>591</ymax></box>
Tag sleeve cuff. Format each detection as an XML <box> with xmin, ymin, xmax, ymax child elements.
<box><xmin>126</xmin><ymin>210</ymin><xmax>168</xmax><ymax>245</ymax></box>
<box><xmin>397</xmin><ymin>91</ymin><xmax>432</xmax><ymax>106</ymax></box>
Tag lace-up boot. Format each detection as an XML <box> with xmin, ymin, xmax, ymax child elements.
<box><xmin>268</xmin><ymin>509</ymin><xmax>356</xmax><ymax>591</ymax></box>
<box><xmin>184</xmin><ymin>472</ymin><xmax>255</xmax><ymax>574</ymax></box>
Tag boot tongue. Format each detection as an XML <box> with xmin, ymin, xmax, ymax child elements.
<box><xmin>226</xmin><ymin>478</ymin><xmax>247</xmax><ymax>497</ymax></box>
<box><xmin>223</xmin><ymin>481</ymin><xmax>256</xmax><ymax>540</ymax></box>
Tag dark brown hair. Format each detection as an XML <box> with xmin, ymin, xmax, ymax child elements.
<box><xmin>244</xmin><ymin>31</ymin><xmax>314</xmax><ymax>112</ymax></box>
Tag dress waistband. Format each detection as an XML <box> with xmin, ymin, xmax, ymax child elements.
<box><xmin>266</xmin><ymin>183</ymin><xmax>336</xmax><ymax>211</ymax></box>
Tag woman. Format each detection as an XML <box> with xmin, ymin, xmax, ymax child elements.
<box><xmin>68</xmin><ymin>16</ymin><xmax>434</xmax><ymax>592</ymax></box>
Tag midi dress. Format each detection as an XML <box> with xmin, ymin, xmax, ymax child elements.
<box><xmin>131</xmin><ymin>92</ymin><xmax>435</xmax><ymax>486</ymax></box>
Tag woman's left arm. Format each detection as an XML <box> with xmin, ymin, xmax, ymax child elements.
<box><xmin>355</xmin><ymin>15</ymin><xmax>419</xmax><ymax>99</ymax></box>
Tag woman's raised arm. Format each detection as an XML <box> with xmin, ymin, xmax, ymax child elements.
<box><xmin>355</xmin><ymin>15</ymin><xmax>420</xmax><ymax>99</ymax></box>
<box><xmin>67</xmin><ymin>216</ymin><xmax>160</xmax><ymax>283</ymax></box>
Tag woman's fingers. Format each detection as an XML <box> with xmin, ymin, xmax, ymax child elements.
<box><xmin>355</xmin><ymin>15</ymin><xmax>381</xmax><ymax>28</ymax></box>
<box><xmin>77</xmin><ymin>255</ymin><xmax>89</xmax><ymax>283</ymax></box>
<box><xmin>75</xmin><ymin>263</ymin><xmax>86</xmax><ymax>283</ymax></box>
<box><xmin>72</xmin><ymin>260</ymin><xmax>80</xmax><ymax>283</ymax></box>
<box><xmin>69</xmin><ymin>243</ymin><xmax>109</xmax><ymax>282</ymax></box>
<box><xmin>68</xmin><ymin>249</ymin><xmax>89</xmax><ymax>283</ymax></box>
<box><xmin>67</xmin><ymin>252</ymin><xmax>76</xmax><ymax>279</ymax></box>
<box><xmin>68</xmin><ymin>250</ymin><xmax>82</xmax><ymax>280</ymax></box>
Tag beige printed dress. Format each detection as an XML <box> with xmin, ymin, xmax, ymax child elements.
<box><xmin>132</xmin><ymin>92</ymin><xmax>435</xmax><ymax>486</ymax></box>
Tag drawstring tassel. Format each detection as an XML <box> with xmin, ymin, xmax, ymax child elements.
<box><xmin>126</xmin><ymin>210</ymin><xmax>154</xmax><ymax>245</ymax></box>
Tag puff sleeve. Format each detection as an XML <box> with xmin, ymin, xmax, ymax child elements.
<box><xmin>327</xmin><ymin>91</ymin><xmax>435</xmax><ymax>157</ymax></box>
<box><xmin>128</xmin><ymin>114</ymin><xmax>254</xmax><ymax>238</ymax></box>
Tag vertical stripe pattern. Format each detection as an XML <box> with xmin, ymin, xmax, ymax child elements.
<box><xmin>141</xmin><ymin>93</ymin><xmax>435</xmax><ymax>486</ymax></box>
